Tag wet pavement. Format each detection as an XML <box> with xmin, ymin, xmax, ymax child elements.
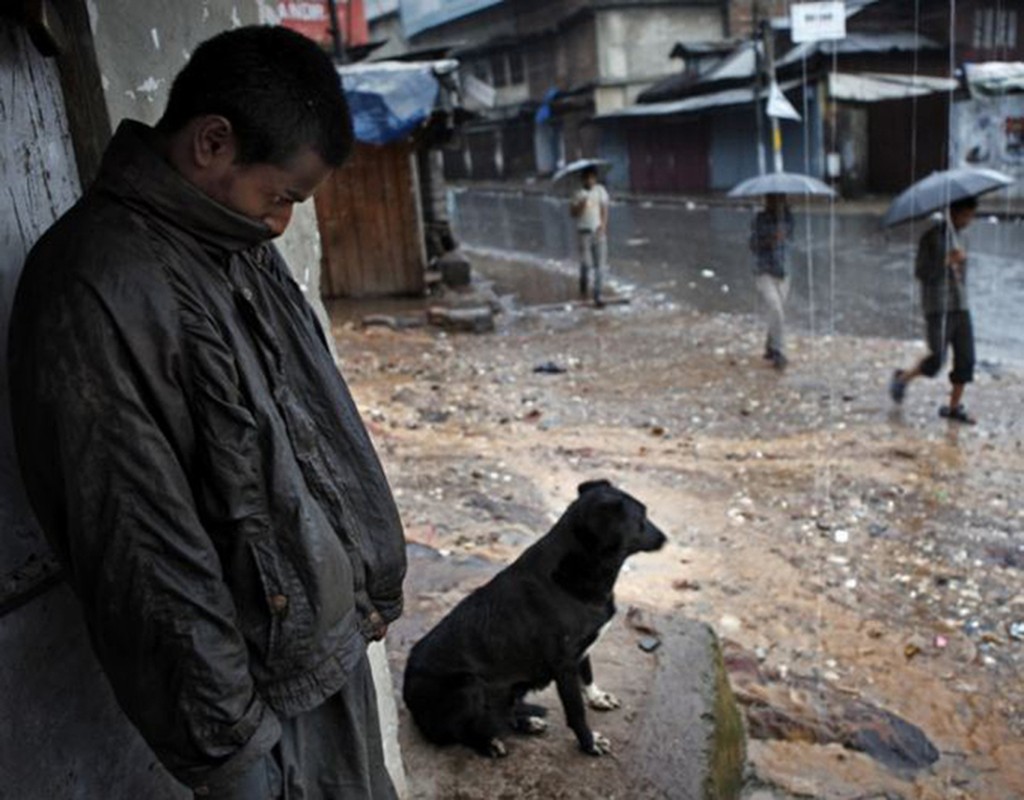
<box><xmin>449</xmin><ymin>187</ymin><xmax>1024</xmax><ymax>366</ymax></box>
<box><xmin>330</xmin><ymin>291</ymin><xmax>1023</xmax><ymax>798</ymax></box>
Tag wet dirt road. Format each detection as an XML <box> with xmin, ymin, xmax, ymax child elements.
<box><xmin>332</xmin><ymin>269</ymin><xmax>1024</xmax><ymax>798</ymax></box>
<box><xmin>450</xmin><ymin>187</ymin><xmax>1024</xmax><ymax>367</ymax></box>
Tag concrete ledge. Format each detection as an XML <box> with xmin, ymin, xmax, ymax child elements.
<box><xmin>626</xmin><ymin>618</ymin><xmax>746</xmax><ymax>800</ymax></box>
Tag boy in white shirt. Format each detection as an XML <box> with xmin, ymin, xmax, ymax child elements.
<box><xmin>569</xmin><ymin>166</ymin><xmax>610</xmax><ymax>306</ymax></box>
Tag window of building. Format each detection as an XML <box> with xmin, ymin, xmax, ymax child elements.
<box><xmin>508</xmin><ymin>51</ymin><xmax>525</xmax><ymax>85</ymax></box>
<box><xmin>492</xmin><ymin>54</ymin><xmax>508</xmax><ymax>88</ymax></box>
<box><xmin>472</xmin><ymin>58</ymin><xmax>492</xmax><ymax>85</ymax></box>
<box><xmin>973</xmin><ymin>8</ymin><xmax>1018</xmax><ymax>51</ymax></box>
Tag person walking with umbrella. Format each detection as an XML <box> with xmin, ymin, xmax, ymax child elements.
<box><xmin>883</xmin><ymin>166</ymin><xmax>1014</xmax><ymax>424</ymax></box>
<box><xmin>569</xmin><ymin>165</ymin><xmax>611</xmax><ymax>307</ymax></box>
<box><xmin>750</xmin><ymin>193</ymin><xmax>795</xmax><ymax>370</ymax></box>
<box><xmin>889</xmin><ymin>196</ymin><xmax>979</xmax><ymax>423</ymax></box>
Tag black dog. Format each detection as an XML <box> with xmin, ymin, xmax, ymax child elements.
<box><xmin>403</xmin><ymin>480</ymin><xmax>667</xmax><ymax>757</ymax></box>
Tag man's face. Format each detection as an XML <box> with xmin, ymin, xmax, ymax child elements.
<box><xmin>173</xmin><ymin>115</ymin><xmax>334</xmax><ymax>237</ymax></box>
<box><xmin>582</xmin><ymin>172</ymin><xmax>596</xmax><ymax>189</ymax></box>
<box><xmin>951</xmin><ymin>207</ymin><xmax>976</xmax><ymax>231</ymax></box>
<box><xmin>209</xmin><ymin>147</ymin><xmax>331</xmax><ymax>237</ymax></box>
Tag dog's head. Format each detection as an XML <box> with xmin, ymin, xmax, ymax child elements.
<box><xmin>572</xmin><ymin>480</ymin><xmax>667</xmax><ymax>558</ymax></box>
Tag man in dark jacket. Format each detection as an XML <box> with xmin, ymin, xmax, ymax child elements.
<box><xmin>889</xmin><ymin>196</ymin><xmax>978</xmax><ymax>424</ymax></box>
<box><xmin>8</xmin><ymin>26</ymin><xmax>406</xmax><ymax>799</ymax></box>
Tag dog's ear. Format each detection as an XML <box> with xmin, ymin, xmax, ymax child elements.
<box><xmin>578</xmin><ymin>479</ymin><xmax>612</xmax><ymax>496</ymax></box>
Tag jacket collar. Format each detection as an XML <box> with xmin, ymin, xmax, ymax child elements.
<box><xmin>94</xmin><ymin>120</ymin><xmax>275</xmax><ymax>252</ymax></box>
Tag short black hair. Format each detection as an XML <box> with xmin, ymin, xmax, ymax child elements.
<box><xmin>950</xmin><ymin>196</ymin><xmax>979</xmax><ymax>214</ymax></box>
<box><xmin>158</xmin><ymin>26</ymin><xmax>353</xmax><ymax>167</ymax></box>
<box><xmin>581</xmin><ymin>166</ymin><xmax>598</xmax><ymax>180</ymax></box>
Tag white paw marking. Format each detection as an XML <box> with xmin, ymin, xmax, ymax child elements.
<box><xmin>588</xmin><ymin>731</ymin><xmax>612</xmax><ymax>755</ymax></box>
<box><xmin>584</xmin><ymin>683</ymin><xmax>621</xmax><ymax>711</ymax></box>
<box><xmin>487</xmin><ymin>738</ymin><xmax>508</xmax><ymax>758</ymax></box>
<box><xmin>522</xmin><ymin>716</ymin><xmax>548</xmax><ymax>734</ymax></box>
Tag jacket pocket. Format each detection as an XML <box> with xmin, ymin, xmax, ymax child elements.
<box><xmin>247</xmin><ymin>538</ymin><xmax>313</xmax><ymax>668</ymax></box>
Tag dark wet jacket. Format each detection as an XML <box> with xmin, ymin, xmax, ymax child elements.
<box><xmin>749</xmin><ymin>208</ymin><xmax>794</xmax><ymax>278</ymax></box>
<box><xmin>8</xmin><ymin>121</ymin><xmax>406</xmax><ymax>792</ymax></box>
<box><xmin>916</xmin><ymin>222</ymin><xmax>969</xmax><ymax>315</ymax></box>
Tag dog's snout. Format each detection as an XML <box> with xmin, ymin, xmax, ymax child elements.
<box><xmin>641</xmin><ymin>520</ymin><xmax>668</xmax><ymax>551</ymax></box>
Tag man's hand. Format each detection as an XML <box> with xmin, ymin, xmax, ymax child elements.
<box><xmin>361</xmin><ymin>610</ymin><xmax>388</xmax><ymax>642</ymax></box>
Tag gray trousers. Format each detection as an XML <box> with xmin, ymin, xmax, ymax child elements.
<box><xmin>207</xmin><ymin>650</ymin><xmax>396</xmax><ymax>800</ymax></box>
<box><xmin>578</xmin><ymin>230</ymin><xmax>607</xmax><ymax>301</ymax></box>
<box><xmin>756</xmin><ymin>273</ymin><xmax>790</xmax><ymax>353</ymax></box>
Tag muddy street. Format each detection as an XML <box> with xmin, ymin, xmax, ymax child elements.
<box><xmin>331</xmin><ymin>270</ymin><xmax>1024</xmax><ymax>799</ymax></box>
<box><xmin>450</xmin><ymin>187</ymin><xmax>1024</xmax><ymax>367</ymax></box>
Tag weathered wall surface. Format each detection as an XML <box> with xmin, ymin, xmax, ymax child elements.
<box><xmin>594</xmin><ymin>6</ymin><xmax>724</xmax><ymax>114</ymax></box>
<box><xmin>0</xmin><ymin>24</ymin><xmax>79</xmax><ymax>576</ymax></box>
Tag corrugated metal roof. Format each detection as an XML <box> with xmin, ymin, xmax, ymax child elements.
<box><xmin>777</xmin><ymin>32</ymin><xmax>943</xmax><ymax>68</ymax></box>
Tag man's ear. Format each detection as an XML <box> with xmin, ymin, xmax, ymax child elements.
<box><xmin>578</xmin><ymin>479</ymin><xmax>612</xmax><ymax>496</ymax></box>
<box><xmin>191</xmin><ymin>115</ymin><xmax>238</xmax><ymax>169</ymax></box>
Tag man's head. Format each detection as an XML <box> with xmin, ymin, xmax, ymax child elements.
<box><xmin>949</xmin><ymin>196</ymin><xmax>978</xmax><ymax>231</ymax></box>
<box><xmin>581</xmin><ymin>166</ymin><xmax>598</xmax><ymax>188</ymax></box>
<box><xmin>156</xmin><ymin>26</ymin><xmax>353</xmax><ymax>236</ymax></box>
<box><xmin>764</xmin><ymin>193</ymin><xmax>787</xmax><ymax>213</ymax></box>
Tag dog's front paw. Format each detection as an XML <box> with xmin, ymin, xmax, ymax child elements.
<box><xmin>582</xmin><ymin>731</ymin><xmax>612</xmax><ymax>756</ymax></box>
<box><xmin>516</xmin><ymin>716</ymin><xmax>548</xmax><ymax>735</ymax></box>
<box><xmin>486</xmin><ymin>738</ymin><xmax>508</xmax><ymax>758</ymax></box>
<box><xmin>584</xmin><ymin>685</ymin><xmax>621</xmax><ymax>711</ymax></box>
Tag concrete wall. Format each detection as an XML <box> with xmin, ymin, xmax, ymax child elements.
<box><xmin>1</xmin><ymin>6</ymin><xmax>406</xmax><ymax>797</ymax></box>
<box><xmin>594</xmin><ymin>6</ymin><xmax>724</xmax><ymax>114</ymax></box>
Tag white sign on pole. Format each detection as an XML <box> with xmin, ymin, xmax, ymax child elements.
<box><xmin>790</xmin><ymin>1</ymin><xmax>847</xmax><ymax>43</ymax></box>
<box><xmin>766</xmin><ymin>81</ymin><xmax>802</xmax><ymax>121</ymax></box>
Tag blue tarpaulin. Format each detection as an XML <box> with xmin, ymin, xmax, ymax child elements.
<box><xmin>340</xmin><ymin>60</ymin><xmax>456</xmax><ymax>146</ymax></box>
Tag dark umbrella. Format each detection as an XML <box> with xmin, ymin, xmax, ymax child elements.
<box><xmin>728</xmin><ymin>172</ymin><xmax>836</xmax><ymax>197</ymax></box>
<box><xmin>882</xmin><ymin>167</ymin><xmax>1014</xmax><ymax>227</ymax></box>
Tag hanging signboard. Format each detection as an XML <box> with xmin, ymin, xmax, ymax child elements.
<box><xmin>790</xmin><ymin>1</ymin><xmax>846</xmax><ymax>43</ymax></box>
<box><xmin>276</xmin><ymin>1</ymin><xmax>369</xmax><ymax>49</ymax></box>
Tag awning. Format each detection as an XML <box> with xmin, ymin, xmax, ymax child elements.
<box><xmin>828</xmin><ymin>72</ymin><xmax>958</xmax><ymax>103</ymax></box>
<box><xmin>964</xmin><ymin>62</ymin><xmax>1024</xmax><ymax>97</ymax></box>
<box><xmin>598</xmin><ymin>80</ymin><xmax>802</xmax><ymax>120</ymax></box>
<box><xmin>339</xmin><ymin>59</ymin><xmax>459</xmax><ymax>145</ymax></box>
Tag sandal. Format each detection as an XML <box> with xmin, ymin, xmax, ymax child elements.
<box><xmin>889</xmin><ymin>370</ymin><xmax>907</xmax><ymax>404</ymax></box>
<box><xmin>939</xmin><ymin>405</ymin><xmax>976</xmax><ymax>425</ymax></box>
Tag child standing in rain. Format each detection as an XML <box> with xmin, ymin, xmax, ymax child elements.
<box><xmin>750</xmin><ymin>193</ymin><xmax>794</xmax><ymax>370</ymax></box>
<box><xmin>570</xmin><ymin>166</ymin><xmax>610</xmax><ymax>307</ymax></box>
<box><xmin>889</xmin><ymin>196</ymin><xmax>978</xmax><ymax>424</ymax></box>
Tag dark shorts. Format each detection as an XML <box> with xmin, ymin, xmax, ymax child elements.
<box><xmin>920</xmin><ymin>310</ymin><xmax>975</xmax><ymax>385</ymax></box>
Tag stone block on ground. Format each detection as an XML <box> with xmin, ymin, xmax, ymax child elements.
<box><xmin>426</xmin><ymin>306</ymin><xmax>495</xmax><ymax>334</ymax></box>
<box><xmin>437</xmin><ymin>249</ymin><xmax>472</xmax><ymax>288</ymax></box>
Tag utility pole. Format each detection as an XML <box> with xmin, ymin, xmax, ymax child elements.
<box><xmin>751</xmin><ymin>1</ymin><xmax>767</xmax><ymax>175</ymax></box>
<box><xmin>763</xmin><ymin>16</ymin><xmax>784</xmax><ymax>174</ymax></box>
<box><xmin>326</xmin><ymin>0</ymin><xmax>347</xmax><ymax>63</ymax></box>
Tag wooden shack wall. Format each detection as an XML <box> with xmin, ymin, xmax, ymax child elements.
<box><xmin>316</xmin><ymin>142</ymin><xmax>426</xmax><ymax>298</ymax></box>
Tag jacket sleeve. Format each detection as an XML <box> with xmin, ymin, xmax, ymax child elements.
<box><xmin>915</xmin><ymin>226</ymin><xmax>947</xmax><ymax>283</ymax></box>
<box><xmin>12</xmin><ymin>278</ymin><xmax>280</xmax><ymax>793</ymax></box>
